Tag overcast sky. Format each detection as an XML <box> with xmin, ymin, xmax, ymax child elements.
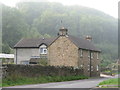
<box><xmin>0</xmin><ymin>0</ymin><xmax>119</xmax><ymax>18</ymax></box>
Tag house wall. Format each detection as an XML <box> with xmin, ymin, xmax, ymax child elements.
<box><xmin>14</xmin><ymin>48</ymin><xmax>39</xmax><ymax>64</ymax></box>
<box><xmin>78</xmin><ymin>50</ymin><xmax>100</xmax><ymax>77</ymax></box>
<box><xmin>48</xmin><ymin>36</ymin><xmax>79</xmax><ymax>67</ymax></box>
<box><xmin>91</xmin><ymin>52</ymin><xmax>100</xmax><ymax>77</ymax></box>
<box><xmin>78</xmin><ymin>50</ymin><xmax>90</xmax><ymax>77</ymax></box>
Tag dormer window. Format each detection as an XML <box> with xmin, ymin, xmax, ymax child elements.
<box><xmin>40</xmin><ymin>48</ymin><xmax>47</xmax><ymax>54</ymax></box>
<box><xmin>39</xmin><ymin>44</ymin><xmax>47</xmax><ymax>54</ymax></box>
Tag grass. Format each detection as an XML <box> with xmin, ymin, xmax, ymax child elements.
<box><xmin>98</xmin><ymin>78</ymin><xmax>120</xmax><ymax>88</ymax></box>
<box><xmin>2</xmin><ymin>75</ymin><xmax>88</xmax><ymax>87</ymax></box>
<box><xmin>0</xmin><ymin>80</ymin><xmax>2</xmax><ymax>87</ymax></box>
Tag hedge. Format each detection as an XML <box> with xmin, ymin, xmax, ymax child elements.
<box><xmin>2</xmin><ymin>64</ymin><xmax>84</xmax><ymax>78</ymax></box>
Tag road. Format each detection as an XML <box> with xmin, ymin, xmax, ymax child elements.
<box><xmin>4</xmin><ymin>75</ymin><xmax>117</xmax><ymax>88</ymax></box>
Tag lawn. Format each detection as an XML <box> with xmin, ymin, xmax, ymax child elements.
<box><xmin>98</xmin><ymin>78</ymin><xmax>119</xmax><ymax>88</ymax></box>
<box><xmin>0</xmin><ymin>80</ymin><xmax>2</xmax><ymax>87</ymax></box>
<box><xmin>2</xmin><ymin>75</ymin><xmax>88</xmax><ymax>87</ymax></box>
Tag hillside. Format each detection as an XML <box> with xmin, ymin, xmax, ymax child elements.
<box><xmin>2</xmin><ymin>2</ymin><xmax>118</xmax><ymax>67</ymax></box>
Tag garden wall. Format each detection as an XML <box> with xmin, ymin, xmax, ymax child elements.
<box><xmin>2</xmin><ymin>64</ymin><xmax>84</xmax><ymax>78</ymax></box>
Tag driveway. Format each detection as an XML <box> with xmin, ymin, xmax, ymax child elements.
<box><xmin>3</xmin><ymin>75</ymin><xmax>117</xmax><ymax>88</ymax></box>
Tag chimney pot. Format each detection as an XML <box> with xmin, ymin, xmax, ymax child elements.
<box><xmin>59</xmin><ymin>27</ymin><xmax>68</xmax><ymax>36</ymax></box>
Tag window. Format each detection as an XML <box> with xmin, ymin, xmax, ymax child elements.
<box><xmin>80</xmin><ymin>65</ymin><xmax>83</xmax><ymax>68</ymax></box>
<box><xmin>97</xmin><ymin>65</ymin><xmax>99</xmax><ymax>71</ymax></box>
<box><xmin>88</xmin><ymin>65</ymin><xmax>90</xmax><ymax>71</ymax></box>
<box><xmin>40</xmin><ymin>48</ymin><xmax>44</xmax><ymax>53</ymax></box>
<box><xmin>91</xmin><ymin>52</ymin><xmax>93</xmax><ymax>59</ymax></box>
<box><xmin>40</xmin><ymin>47</ymin><xmax>47</xmax><ymax>54</ymax></box>
<box><xmin>39</xmin><ymin>44</ymin><xmax>47</xmax><ymax>54</ymax></box>
<box><xmin>21</xmin><ymin>61</ymin><xmax>29</xmax><ymax>65</ymax></box>
<box><xmin>88</xmin><ymin>51</ymin><xmax>94</xmax><ymax>59</ymax></box>
<box><xmin>97</xmin><ymin>53</ymin><xmax>99</xmax><ymax>59</ymax></box>
<box><xmin>80</xmin><ymin>49</ymin><xmax>83</xmax><ymax>57</ymax></box>
<box><xmin>91</xmin><ymin>66</ymin><xmax>94</xmax><ymax>71</ymax></box>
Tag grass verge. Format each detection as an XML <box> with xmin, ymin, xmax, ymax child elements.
<box><xmin>0</xmin><ymin>83</ymin><xmax>2</xmax><ymax>87</ymax></box>
<box><xmin>98</xmin><ymin>78</ymin><xmax>119</xmax><ymax>88</ymax></box>
<box><xmin>2</xmin><ymin>75</ymin><xmax>88</xmax><ymax>87</ymax></box>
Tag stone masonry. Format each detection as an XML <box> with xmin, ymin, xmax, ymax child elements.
<box><xmin>48</xmin><ymin>36</ymin><xmax>79</xmax><ymax>67</ymax></box>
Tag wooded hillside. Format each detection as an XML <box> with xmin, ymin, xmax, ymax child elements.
<box><xmin>2</xmin><ymin>2</ymin><xmax>118</xmax><ymax>67</ymax></box>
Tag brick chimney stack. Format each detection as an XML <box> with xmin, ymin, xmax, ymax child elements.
<box><xmin>85</xmin><ymin>35</ymin><xmax>92</xmax><ymax>41</ymax></box>
<box><xmin>58</xmin><ymin>27</ymin><xmax>68</xmax><ymax>36</ymax></box>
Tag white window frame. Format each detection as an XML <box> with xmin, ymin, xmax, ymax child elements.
<box><xmin>91</xmin><ymin>52</ymin><xmax>93</xmax><ymax>59</ymax></box>
<box><xmin>21</xmin><ymin>61</ymin><xmax>29</xmax><ymax>65</ymax></box>
<box><xmin>97</xmin><ymin>65</ymin><xmax>99</xmax><ymax>71</ymax></box>
<box><xmin>39</xmin><ymin>44</ymin><xmax>47</xmax><ymax>54</ymax></box>
<box><xmin>88</xmin><ymin>65</ymin><xmax>90</xmax><ymax>71</ymax></box>
<box><xmin>80</xmin><ymin>49</ymin><xmax>83</xmax><ymax>57</ymax></box>
<box><xmin>97</xmin><ymin>52</ymin><xmax>99</xmax><ymax>59</ymax></box>
<box><xmin>80</xmin><ymin>64</ymin><xmax>83</xmax><ymax>68</ymax></box>
<box><xmin>91</xmin><ymin>66</ymin><xmax>94</xmax><ymax>71</ymax></box>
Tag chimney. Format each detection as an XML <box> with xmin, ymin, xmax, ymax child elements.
<box><xmin>58</xmin><ymin>27</ymin><xmax>68</xmax><ymax>36</ymax></box>
<box><xmin>85</xmin><ymin>35</ymin><xmax>92</xmax><ymax>41</ymax></box>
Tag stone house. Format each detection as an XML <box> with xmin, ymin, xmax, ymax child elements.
<box><xmin>14</xmin><ymin>27</ymin><xmax>101</xmax><ymax>77</ymax></box>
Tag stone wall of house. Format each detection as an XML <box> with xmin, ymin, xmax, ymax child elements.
<box><xmin>78</xmin><ymin>50</ymin><xmax>90</xmax><ymax>77</ymax></box>
<box><xmin>14</xmin><ymin>48</ymin><xmax>39</xmax><ymax>64</ymax></box>
<box><xmin>78</xmin><ymin>50</ymin><xmax>100</xmax><ymax>77</ymax></box>
<box><xmin>48</xmin><ymin>36</ymin><xmax>79</xmax><ymax>67</ymax></box>
<box><xmin>91</xmin><ymin>52</ymin><xmax>100</xmax><ymax>77</ymax></box>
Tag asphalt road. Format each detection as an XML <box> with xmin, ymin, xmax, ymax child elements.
<box><xmin>4</xmin><ymin>76</ymin><xmax>115</xmax><ymax>88</ymax></box>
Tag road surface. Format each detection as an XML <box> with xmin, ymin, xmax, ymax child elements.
<box><xmin>4</xmin><ymin>75</ymin><xmax>116</xmax><ymax>88</ymax></box>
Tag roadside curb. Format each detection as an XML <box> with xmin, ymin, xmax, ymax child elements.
<box><xmin>97</xmin><ymin>85</ymin><xmax>119</xmax><ymax>88</ymax></box>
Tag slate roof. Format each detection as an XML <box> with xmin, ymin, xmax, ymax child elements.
<box><xmin>68</xmin><ymin>35</ymin><xmax>101</xmax><ymax>52</ymax></box>
<box><xmin>14</xmin><ymin>35</ymin><xmax>101</xmax><ymax>52</ymax></box>
<box><xmin>14</xmin><ymin>37</ymin><xmax>56</xmax><ymax>48</ymax></box>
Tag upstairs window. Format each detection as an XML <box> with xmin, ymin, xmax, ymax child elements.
<box><xmin>40</xmin><ymin>47</ymin><xmax>47</xmax><ymax>54</ymax></box>
<box><xmin>97</xmin><ymin>52</ymin><xmax>99</xmax><ymax>59</ymax></box>
<box><xmin>40</xmin><ymin>44</ymin><xmax>47</xmax><ymax>54</ymax></box>
<box><xmin>91</xmin><ymin>52</ymin><xmax>93</xmax><ymax>59</ymax></box>
<box><xmin>88</xmin><ymin>51</ymin><xmax>93</xmax><ymax>59</ymax></box>
<box><xmin>80</xmin><ymin>49</ymin><xmax>83</xmax><ymax>57</ymax></box>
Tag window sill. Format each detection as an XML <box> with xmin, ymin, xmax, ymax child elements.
<box><xmin>40</xmin><ymin>53</ymin><xmax>47</xmax><ymax>55</ymax></box>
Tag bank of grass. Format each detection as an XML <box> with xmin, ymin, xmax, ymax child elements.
<box><xmin>0</xmin><ymin>83</ymin><xmax>2</xmax><ymax>87</ymax></box>
<box><xmin>0</xmin><ymin>80</ymin><xmax>2</xmax><ymax>87</ymax></box>
<box><xmin>2</xmin><ymin>75</ymin><xmax>88</xmax><ymax>87</ymax></box>
<box><xmin>98</xmin><ymin>78</ymin><xmax>119</xmax><ymax>88</ymax></box>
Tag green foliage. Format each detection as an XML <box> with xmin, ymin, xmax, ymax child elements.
<box><xmin>2</xmin><ymin>75</ymin><xmax>88</xmax><ymax>87</ymax></box>
<box><xmin>38</xmin><ymin>59</ymin><xmax>48</xmax><ymax>66</ymax></box>
<box><xmin>2</xmin><ymin>43</ymin><xmax>11</xmax><ymax>54</ymax></box>
<box><xmin>99</xmin><ymin>78</ymin><xmax>119</xmax><ymax>85</ymax></box>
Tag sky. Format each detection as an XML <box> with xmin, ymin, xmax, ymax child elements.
<box><xmin>0</xmin><ymin>0</ymin><xmax>119</xmax><ymax>18</ymax></box>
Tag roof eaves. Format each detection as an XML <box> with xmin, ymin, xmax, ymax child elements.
<box><xmin>14</xmin><ymin>38</ymin><xmax>24</xmax><ymax>48</ymax></box>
